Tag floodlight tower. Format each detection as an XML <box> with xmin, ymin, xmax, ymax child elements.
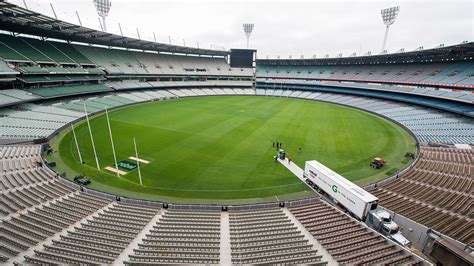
<box><xmin>93</xmin><ymin>0</ymin><xmax>112</xmax><ymax>32</ymax></box>
<box><xmin>243</xmin><ymin>23</ymin><xmax>254</xmax><ymax>49</ymax></box>
<box><xmin>380</xmin><ymin>6</ymin><xmax>400</xmax><ymax>52</ymax></box>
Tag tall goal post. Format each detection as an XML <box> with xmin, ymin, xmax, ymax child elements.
<box><xmin>83</xmin><ymin>103</ymin><xmax>100</xmax><ymax>170</ymax></box>
<box><xmin>71</xmin><ymin>124</ymin><xmax>83</xmax><ymax>164</ymax></box>
<box><xmin>105</xmin><ymin>107</ymin><xmax>119</xmax><ymax>177</ymax></box>
<box><xmin>133</xmin><ymin>137</ymin><xmax>143</xmax><ymax>186</ymax></box>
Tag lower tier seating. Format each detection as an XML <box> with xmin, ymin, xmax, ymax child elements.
<box><xmin>26</xmin><ymin>202</ymin><xmax>159</xmax><ymax>265</ymax></box>
<box><xmin>125</xmin><ymin>209</ymin><xmax>221</xmax><ymax>265</ymax></box>
<box><xmin>0</xmin><ymin>192</ymin><xmax>111</xmax><ymax>261</ymax></box>
<box><xmin>368</xmin><ymin>146</ymin><xmax>473</xmax><ymax>245</ymax></box>
<box><xmin>229</xmin><ymin>208</ymin><xmax>326</xmax><ymax>265</ymax></box>
<box><xmin>288</xmin><ymin>201</ymin><xmax>424</xmax><ymax>265</ymax></box>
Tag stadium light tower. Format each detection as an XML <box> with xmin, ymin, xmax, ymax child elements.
<box><xmin>380</xmin><ymin>6</ymin><xmax>400</xmax><ymax>52</ymax></box>
<box><xmin>243</xmin><ymin>23</ymin><xmax>254</xmax><ymax>49</ymax></box>
<box><xmin>93</xmin><ymin>0</ymin><xmax>112</xmax><ymax>32</ymax></box>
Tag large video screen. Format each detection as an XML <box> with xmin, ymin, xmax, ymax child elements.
<box><xmin>230</xmin><ymin>49</ymin><xmax>255</xmax><ymax>68</ymax></box>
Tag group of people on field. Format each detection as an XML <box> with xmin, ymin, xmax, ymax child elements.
<box><xmin>273</xmin><ymin>142</ymin><xmax>283</xmax><ymax>149</ymax></box>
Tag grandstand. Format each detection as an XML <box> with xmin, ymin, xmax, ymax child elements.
<box><xmin>367</xmin><ymin>147</ymin><xmax>473</xmax><ymax>245</ymax></box>
<box><xmin>0</xmin><ymin>1</ymin><xmax>472</xmax><ymax>265</ymax></box>
<box><xmin>256</xmin><ymin>45</ymin><xmax>474</xmax><ymax>89</ymax></box>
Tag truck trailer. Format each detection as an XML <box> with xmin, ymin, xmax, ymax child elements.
<box><xmin>303</xmin><ymin>160</ymin><xmax>410</xmax><ymax>246</ymax></box>
<box><xmin>304</xmin><ymin>160</ymin><xmax>378</xmax><ymax>220</ymax></box>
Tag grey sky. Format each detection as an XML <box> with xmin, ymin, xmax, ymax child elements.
<box><xmin>9</xmin><ymin>0</ymin><xmax>473</xmax><ymax>58</ymax></box>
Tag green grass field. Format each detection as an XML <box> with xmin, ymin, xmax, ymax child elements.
<box><xmin>49</xmin><ymin>96</ymin><xmax>416</xmax><ymax>204</ymax></box>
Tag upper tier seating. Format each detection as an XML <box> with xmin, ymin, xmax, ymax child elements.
<box><xmin>25</xmin><ymin>84</ymin><xmax>112</xmax><ymax>98</ymax></box>
<box><xmin>0</xmin><ymin>34</ymin><xmax>92</xmax><ymax>65</ymax></box>
<box><xmin>74</xmin><ymin>44</ymin><xmax>253</xmax><ymax>77</ymax></box>
<box><xmin>0</xmin><ymin>33</ymin><xmax>252</xmax><ymax>77</ymax></box>
<box><xmin>257</xmin><ymin>62</ymin><xmax>474</xmax><ymax>88</ymax></box>
<box><xmin>367</xmin><ymin>147</ymin><xmax>473</xmax><ymax>245</ymax></box>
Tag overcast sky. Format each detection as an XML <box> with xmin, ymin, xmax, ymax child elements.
<box><xmin>8</xmin><ymin>0</ymin><xmax>473</xmax><ymax>58</ymax></box>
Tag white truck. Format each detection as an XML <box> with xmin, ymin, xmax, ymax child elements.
<box><xmin>303</xmin><ymin>160</ymin><xmax>411</xmax><ymax>246</ymax></box>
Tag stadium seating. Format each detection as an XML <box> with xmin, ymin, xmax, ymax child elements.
<box><xmin>25</xmin><ymin>84</ymin><xmax>112</xmax><ymax>98</ymax></box>
<box><xmin>126</xmin><ymin>209</ymin><xmax>221</xmax><ymax>264</ymax></box>
<box><xmin>229</xmin><ymin>208</ymin><xmax>325</xmax><ymax>265</ymax></box>
<box><xmin>0</xmin><ymin>144</ymin><xmax>113</xmax><ymax>261</ymax></box>
<box><xmin>257</xmin><ymin>80</ymin><xmax>474</xmax><ymax>117</ymax></box>
<box><xmin>260</xmin><ymin>79</ymin><xmax>474</xmax><ymax>104</ymax></box>
<box><xmin>288</xmin><ymin>201</ymin><xmax>424</xmax><ymax>265</ymax></box>
<box><xmin>0</xmin><ymin>33</ymin><xmax>252</xmax><ymax>79</ymax></box>
<box><xmin>367</xmin><ymin>146</ymin><xmax>473</xmax><ymax>245</ymax></box>
<box><xmin>257</xmin><ymin>61</ymin><xmax>474</xmax><ymax>88</ymax></box>
<box><xmin>0</xmin><ymin>60</ymin><xmax>18</xmax><ymax>75</ymax></box>
<box><xmin>26</xmin><ymin>202</ymin><xmax>158</xmax><ymax>265</ymax></box>
<box><xmin>0</xmin><ymin>89</ymin><xmax>40</xmax><ymax>107</ymax></box>
<box><xmin>1</xmin><ymin>192</ymin><xmax>111</xmax><ymax>260</ymax></box>
<box><xmin>0</xmin><ymin>104</ymin><xmax>83</xmax><ymax>140</ymax></box>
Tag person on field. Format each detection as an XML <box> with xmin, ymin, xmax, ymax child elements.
<box><xmin>274</xmin><ymin>155</ymin><xmax>278</xmax><ymax>163</ymax></box>
<box><xmin>298</xmin><ymin>147</ymin><xmax>302</xmax><ymax>153</ymax></box>
<box><xmin>288</xmin><ymin>157</ymin><xmax>292</xmax><ymax>165</ymax></box>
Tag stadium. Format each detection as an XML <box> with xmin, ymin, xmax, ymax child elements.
<box><xmin>0</xmin><ymin>0</ymin><xmax>472</xmax><ymax>265</ymax></box>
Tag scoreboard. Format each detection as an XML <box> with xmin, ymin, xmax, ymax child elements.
<box><xmin>229</xmin><ymin>49</ymin><xmax>256</xmax><ymax>68</ymax></box>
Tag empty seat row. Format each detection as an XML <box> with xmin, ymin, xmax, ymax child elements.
<box><xmin>367</xmin><ymin>146</ymin><xmax>474</xmax><ymax>245</ymax></box>
<box><xmin>288</xmin><ymin>201</ymin><xmax>423</xmax><ymax>265</ymax></box>
<box><xmin>126</xmin><ymin>209</ymin><xmax>221</xmax><ymax>265</ymax></box>
<box><xmin>229</xmin><ymin>208</ymin><xmax>326</xmax><ymax>265</ymax></box>
<box><xmin>27</xmin><ymin>202</ymin><xmax>158</xmax><ymax>264</ymax></box>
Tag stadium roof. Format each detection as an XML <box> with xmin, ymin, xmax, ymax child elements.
<box><xmin>0</xmin><ymin>1</ymin><xmax>230</xmax><ymax>57</ymax></box>
<box><xmin>258</xmin><ymin>42</ymin><xmax>474</xmax><ymax>65</ymax></box>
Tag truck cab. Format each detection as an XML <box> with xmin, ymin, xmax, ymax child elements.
<box><xmin>366</xmin><ymin>209</ymin><xmax>411</xmax><ymax>247</ymax></box>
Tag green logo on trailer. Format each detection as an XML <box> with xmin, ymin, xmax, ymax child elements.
<box><xmin>332</xmin><ymin>185</ymin><xmax>338</xmax><ymax>193</ymax></box>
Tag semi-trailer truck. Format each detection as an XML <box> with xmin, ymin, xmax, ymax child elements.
<box><xmin>303</xmin><ymin>160</ymin><xmax>410</xmax><ymax>246</ymax></box>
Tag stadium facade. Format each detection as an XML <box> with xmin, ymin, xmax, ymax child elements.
<box><xmin>0</xmin><ymin>1</ymin><xmax>472</xmax><ymax>265</ymax></box>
